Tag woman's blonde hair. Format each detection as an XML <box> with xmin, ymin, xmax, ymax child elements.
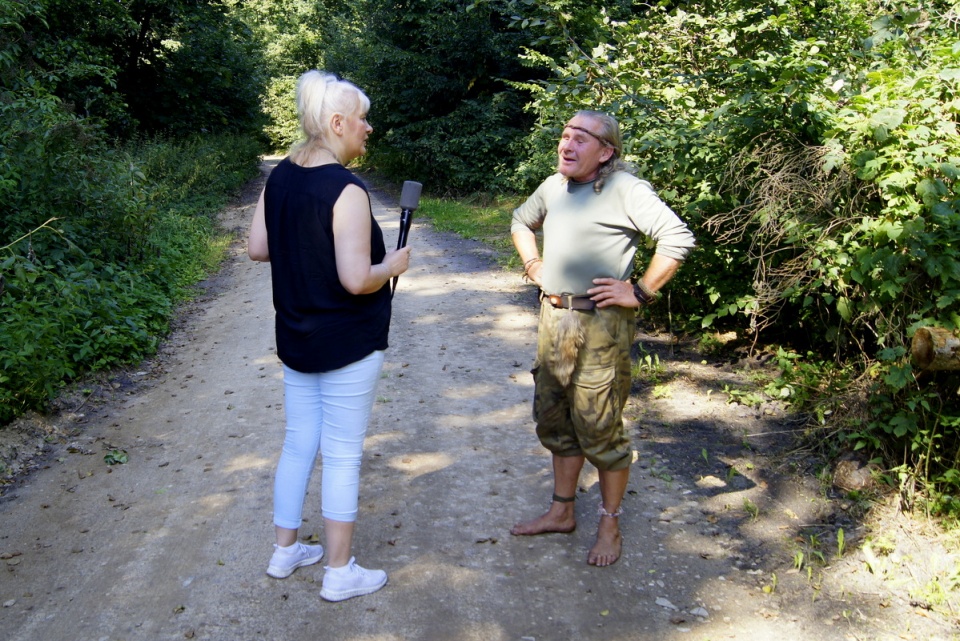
<box><xmin>572</xmin><ymin>110</ymin><xmax>635</xmax><ymax>192</ymax></box>
<box><xmin>289</xmin><ymin>70</ymin><xmax>370</xmax><ymax>165</ymax></box>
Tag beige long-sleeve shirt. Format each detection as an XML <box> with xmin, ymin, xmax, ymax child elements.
<box><xmin>511</xmin><ymin>171</ymin><xmax>696</xmax><ymax>295</ymax></box>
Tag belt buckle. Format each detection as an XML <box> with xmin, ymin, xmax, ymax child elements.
<box><xmin>548</xmin><ymin>294</ymin><xmax>570</xmax><ymax>308</ymax></box>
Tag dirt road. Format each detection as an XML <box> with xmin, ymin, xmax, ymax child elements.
<box><xmin>1</xmin><ymin>161</ymin><xmax>955</xmax><ymax>640</ymax></box>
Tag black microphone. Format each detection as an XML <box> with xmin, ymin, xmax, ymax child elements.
<box><xmin>396</xmin><ymin>180</ymin><xmax>422</xmax><ymax>251</ymax></box>
<box><xmin>392</xmin><ymin>181</ymin><xmax>422</xmax><ymax>294</ymax></box>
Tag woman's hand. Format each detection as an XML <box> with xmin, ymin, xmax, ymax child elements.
<box><xmin>383</xmin><ymin>246</ymin><xmax>412</xmax><ymax>279</ymax></box>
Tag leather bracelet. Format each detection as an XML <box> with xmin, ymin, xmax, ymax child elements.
<box><xmin>633</xmin><ymin>281</ymin><xmax>655</xmax><ymax>305</ymax></box>
<box><xmin>523</xmin><ymin>257</ymin><xmax>542</xmax><ymax>280</ymax></box>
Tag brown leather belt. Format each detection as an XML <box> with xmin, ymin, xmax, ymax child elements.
<box><xmin>543</xmin><ymin>292</ymin><xmax>596</xmax><ymax>311</ymax></box>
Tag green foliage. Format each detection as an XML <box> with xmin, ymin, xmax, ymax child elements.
<box><xmin>511</xmin><ymin>0</ymin><xmax>960</xmax><ymax>515</ymax></box>
<box><xmin>103</xmin><ymin>449</ymin><xmax>129</xmax><ymax>465</ymax></box>
<box><xmin>0</xmin><ymin>133</ymin><xmax>260</xmax><ymax>426</ymax></box>
<box><xmin>0</xmin><ymin>254</ymin><xmax>167</xmax><ymax>423</ymax></box>
<box><xmin>723</xmin><ymin>385</ymin><xmax>766</xmax><ymax>410</ymax></box>
<box><xmin>633</xmin><ymin>349</ymin><xmax>664</xmax><ymax>385</ymax></box>
<box><xmin>0</xmin><ymin>86</ymin><xmax>152</xmax><ymax>264</ymax></box>
<box><xmin>261</xmin><ymin>74</ymin><xmax>300</xmax><ymax>152</ymax></box>
<box><xmin>230</xmin><ymin>0</ymin><xmax>328</xmax><ymax>152</ymax></box>
<box><xmin>818</xmin><ymin>23</ymin><xmax>960</xmax><ymax>348</ymax></box>
<box><xmin>10</xmin><ymin>0</ymin><xmax>267</xmax><ymax>138</ymax></box>
<box><xmin>417</xmin><ymin>196</ymin><xmax>520</xmax><ymax>264</ymax></box>
<box><xmin>134</xmin><ymin>134</ymin><xmax>263</xmax><ymax>218</ymax></box>
<box><xmin>18</xmin><ymin>0</ymin><xmax>134</xmax><ymax>129</ymax></box>
<box><xmin>300</xmin><ymin>0</ymin><xmax>538</xmax><ymax>192</ymax></box>
<box><xmin>372</xmin><ymin>93</ymin><xmax>529</xmax><ymax>194</ymax></box>
<box><xmin>129</xmin><ymin>4</ymin><xmax>267</xmax><ymax>137</ymax></box>
<box><xmin>0</xmin><ymin>2</ymin><xmax>264</xmax><ymax>426</ymax></box>
<box><xmin>511</xmin><ymin>0</ymin><xmax>881</xmax><ymax>321</ymax></box>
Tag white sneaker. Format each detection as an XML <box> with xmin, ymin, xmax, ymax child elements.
<box><xmin>319</xmin><ymin>557</ymin><xmax>387</xmax><ymax>601</ymax></box>
<box><xmin>266</xmin><ymin>542</ymin><xmax>324</xmax><ymax>579</ymax></box>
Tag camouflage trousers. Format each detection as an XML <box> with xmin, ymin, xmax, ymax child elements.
<box><xmin>532</xmin><ymin>301</ymin><xmax>634</xmax><ymax>471</ymax></box>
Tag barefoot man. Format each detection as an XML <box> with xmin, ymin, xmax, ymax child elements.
<box><xmin>510</xmin><ymin>110</ymin><xmax>695</xmax><ymax>565</ymax></box>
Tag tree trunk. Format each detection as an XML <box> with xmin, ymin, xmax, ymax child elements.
<box><xmin>911</xmin><ymin>327</ymin><xmax>960</xmax><ymax>371</ymax></box>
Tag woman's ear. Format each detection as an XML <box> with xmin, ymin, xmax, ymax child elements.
<box><xmin>330</xmin><ymin>113</ymin><xmax>344</xmax><ymax>136</ymax></box>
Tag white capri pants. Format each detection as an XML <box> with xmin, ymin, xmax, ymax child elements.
<box><xmin>273</xmin><ymin>350</ymin><xmax>384</xmax><ymax>528</ymax></box>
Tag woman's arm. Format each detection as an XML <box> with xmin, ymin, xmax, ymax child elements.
<box><xmin>333</xmin><ymin>184</ymin><xmax>411</xmax><ymax>295</ymax></box>
<box><xmin>247</xmin><ymin>189</ymin><xmax>269</xmax><ymax>262</ymax></box>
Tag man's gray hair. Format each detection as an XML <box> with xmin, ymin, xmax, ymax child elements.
<box><xmin>573</xmin><ymin>110</ymin><xmax>636</xmax><ymax>192</ymax></box>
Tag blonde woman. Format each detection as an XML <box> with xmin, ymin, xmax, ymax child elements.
<box><xmin>249</xmin><ymin>70</ymin><xmax>410</xmax><ymax>601</ymax></box>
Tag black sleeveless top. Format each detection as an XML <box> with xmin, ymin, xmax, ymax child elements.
<box><xmin>264</xmin><ymin>158</ymin><xmax>390</xmax><ymax>373</ymax></box>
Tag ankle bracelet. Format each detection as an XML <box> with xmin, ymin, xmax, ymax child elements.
<box><xmin>598</xmin><ymin>503</ymin><xmax>623</xmax><ymax>518</ymax></box>
<box><xmin>552</xmin><ymin>493</ymin><xmax>576</xmax><ymax>503</ymax></box>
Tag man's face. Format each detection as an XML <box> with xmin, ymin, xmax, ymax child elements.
<box><xmin>556</xmin><ymin>114</ymin><xmax>614</xmax><ymax>183</ymax></box>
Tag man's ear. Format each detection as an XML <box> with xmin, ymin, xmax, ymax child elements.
<box><xmin>599</xmin><ymin>146</ymin><xmax>615</xmax><ymax>164</ymax></box>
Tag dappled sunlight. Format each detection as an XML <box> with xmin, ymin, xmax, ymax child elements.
<box><xmin>644</xmin><ymin>434</ymin><xmax>680</xmax><ymax>445</ymax></box>
<box><xmin>461</xmin><ymin>310</ymin><xmax>537</xmax><ymax>335</ymax></box>
<box><xmin>196</xmin><ymin>492</ymin><xmax>233</xmax><ymax>515</ymax></box>
<box><xmin>392</xmin><ymin>558</ymin><xmax>491</xmax><ymax>592</ymax></box>
<box><xmin>580</xmin><ymin>467</ymin><xmax>600</xmax><ymax>491</ymax></box>
<box><xmin>322</xmin><ymin>624</ymin><xmax>506</xmax><ymax>641</ymax></box>
<box><xmin>440</xmin><ymin>382</ymin><xmax>500</xmax><ymax>400</ymax></box>
<box><xmin>250</xmin><ymin>353</ymin><xmax>282</xmax><ymax>367</ymax></box>
<box><xmin>458</xmin><ymin>309</ymin><xmax>531</xmax><ymax>326</ymax></box>
<box><xmin>433</xmin><ymin>401</ymin><xmax>536</xmax><ymax>434</ymax></box>
<box><xmin>396</xmin><ymin>283</ymin><xmax>456</xmax><ymax>299</ymax></box>
<box><xmin>220</xmin><ymin>452</ymin><xmax>272</xmax><ymax>474</ymax></box>
<box><xmin>365</xmin><ymin>430</ymin><xmax>406</xmax><ymax>449</ymax></box>
<box><xmin>640</xmin><ymin>617</ymin><xmax>794</xmax><ymax>641</ymax></box>
<box><xmin>386</xmin><ymin>451</ymin><xmax>455</xmax><ymax>479</ymax></box>
<box><xmin>403</xmin><ymin>312</ymin><xmax>445</xmax><ymax>325</ymax></box>
<box><xmin>324</xmin><ymin>636</ymin><xmax>407</xmax><ymax>641</ymax></box>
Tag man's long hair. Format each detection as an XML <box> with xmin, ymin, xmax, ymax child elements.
<box><xmin>573</xmin><ymin>110</ymin><xmax>636</xmax><ymax>192</ymax></box>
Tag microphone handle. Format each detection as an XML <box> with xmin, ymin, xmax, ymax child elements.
<box><xmin>392</xmin><ymin>208</ymin><xmax>414</xmax><ymax>295</ymax></box>
<box><xmin>396</xmin><ymin>208</ymin><xmax>413</xmax><ymax>250</ymax></box>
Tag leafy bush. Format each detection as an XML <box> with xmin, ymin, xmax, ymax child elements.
<box><xmin>0</xmin><ymin>254</ymin><xmax>167</xmax><ymax>423</ymax></box>
<box><xmin>127</xmin><ymin>4</ymin><xmax>268</xmax><ymax>138</ymax></box>
<box><xmin>236</xmin><ymin>0</ymin><xmax>328</xmax><ymax>152</ymax></box>
<box><xmin>0</xmin><ymin>133</ymin><xmax>261</xmax><ymax>426</ymax></box>
<box><xmin>0</xmin><ymin>1</ymin><xmax>264</xmax><ymax>425</ymax></box>
<box><xmin>371</xmin><ymin>94</ymin><xmax>528</xmax><ymax>194</ymax></box>
<box><xmin>133</xmin><ymin>134</ymin><xmax>263</xmax><ymax>218</ymax></box>
<box><xmin>11</xmin><ymin>0</ymin><xmax>268</xmax><ymax>139</ymax></box>
<box><xmin>512</xmin><ymin>0</ymin><xmax>960</xmax><ymax>512</ymax></box>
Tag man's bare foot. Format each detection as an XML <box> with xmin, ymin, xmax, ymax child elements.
<box><xmin>587</xmin><ymin>516</ymin><xmax>622</xmax><ymax>566</ymax></box>
<box><xmin>510</xmin><ymin>506</ymin><xmax>576</xmax><ymax>536</ymax></box>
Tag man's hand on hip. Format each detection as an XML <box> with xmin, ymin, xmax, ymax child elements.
<box><xmin>588</xmin><ymin>278</ymin><xmax>639</xmax><ymax>309</ymax></box>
